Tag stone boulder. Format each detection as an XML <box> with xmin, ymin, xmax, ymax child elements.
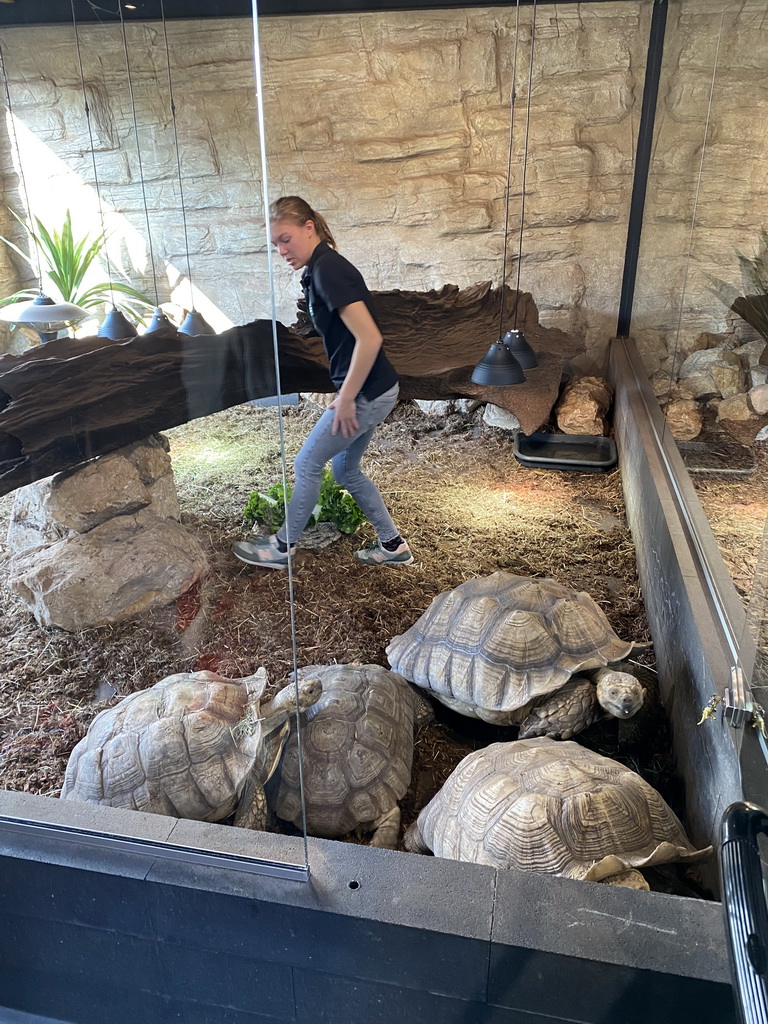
<box><xmin>664</xmin><ymin>399</ymin><xmax>703</xmax><ymax>441</ymax></box>
<box><xmin>678</xmin><ymin>346</ymin><xmax>747</xmax><ymax>399</ymax></box>
<box><xmin>7</xmin><ymin>435</ymin><xmax>179</xmax><ymax>555</ymax></box>
<box><xmin>749</xmin><ymin>384</ymin><xmax>768</xmax><ymax>415</ymax></box>
<box><xmin>7</xmin><ymin>436</ymin><xmax>208</xmax><ymax>632</ymax></box>
<box><xmin>9</xmin><ymin>511</ymin><xmax>209</xmax><ymax>632</ymax></box>
<box><xmin>414</xmin><ymin>400</ymin><xmax>454</xmax><ymax>417</ymax></box>
<box><xmin>716</xmin><ymin>394</ymin><xmax>759</xmax><ymax>423</ymax></box>
<box><xmin>734</xmin><ymin>339</ymin><xmax>768</xmax><ymax>368</ymax></box>
<box><xmin>555</xmin><ymin>376</ymin><xmax>613</xmax><ymax>435</ymax></box>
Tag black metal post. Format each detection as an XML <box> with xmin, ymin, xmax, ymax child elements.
<box><xmin>616</xmin><ymin>0</ymin><xmax>668</xmax><ymax>337</ymax></box>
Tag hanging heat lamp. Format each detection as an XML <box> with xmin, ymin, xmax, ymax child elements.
<box><xmin>178</xmin><ymin>308</ymin><xmax>214</xmax><ymax>336</ymax></box>
<box><xmin>0</xmin><ymin>293</ymin><xmax>89</xmax><ymax>343</ymax></box>
<box><xmin>471</xmin><ymin>0</ymin><xmax>539</xmax><ymax>386</ymax></box>
<box><xmin>98</xmin><ymin>306</ymin><xmax>138</xmax><ymax>339</ymax></box>
<box><xmin>146</xmin><ymin>306</ymin><xmax>174</xmax><ymax>332</ymax></box>
<box><xmin>0</xmin><ymin>47</ymin><xmax>89</xmax><ymax>343</ymax></box>
<box><xmin>117</xmin><ymin>5</ymin><xmax>177</xmax><ymax>337</ymax></box>
<box><xmin>160</xmin><ymin>0</ymin><xmax>216</xmax><ymax>337</ymax></box>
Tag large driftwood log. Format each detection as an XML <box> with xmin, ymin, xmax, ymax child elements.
<box><xmin>0</xmin><ymin>283</ymin><xmax>582</xmax><ymax>497</ymax></box>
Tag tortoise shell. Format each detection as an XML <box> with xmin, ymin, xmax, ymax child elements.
<box><xmin>61</xmin><ymin>669</ymin><xmax>276</xmax><ymax>821</ymax></box>
<box><xmin>273</xmin><ymin>664</ymin><xmax>417</xmax><ymax>838</ymax></box>
<box><xmin>408</xmin><ymin>738</ymin><xmax>710</xmax><ymax>879</ymax></box>
<box><xmin>386</xmin><ymin>572</ymin><xmax>633</xmax><ymax>721</ymax></box>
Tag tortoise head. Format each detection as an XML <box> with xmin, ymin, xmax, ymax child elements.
<box><xmin>267</xmin><ymin>676</ymin><xmax>323</xmax><ymax>723</ymax></box>
<box><xmin>242</xmin><ymin>677</ymin><xmax>323</xmax><ymax>785</ymax></box>
<box><xmin>595</xmin><ymin>669</ymin><xmax>645</xmax><ymax>719</ymax></box>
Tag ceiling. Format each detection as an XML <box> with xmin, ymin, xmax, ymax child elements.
<box><xmin>0</xmin><ymin>0</ymin><xmax>630</xmax><ymax>29</ymax></box>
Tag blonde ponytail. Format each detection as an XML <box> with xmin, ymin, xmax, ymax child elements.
<box><xmin>269</xmin><ymin>196</ymin><xmax>337</xmax><ymax>249</ymax></box>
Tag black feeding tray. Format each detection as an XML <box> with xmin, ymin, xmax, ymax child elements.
<box><xmin>514</xmin><ymin>431</ymin><xmax>618</xmax><ymax>472</ymax></box>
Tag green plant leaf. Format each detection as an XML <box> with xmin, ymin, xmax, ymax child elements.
<box><xmin>242</xmin><ymin>466</ymin><xmax>366</xmax><ymax>536</ymax></box>
<box><xmin>0</xmin><ymin>289</ymin><xmax>39</xmax><ymax>308</ymax></box>
<box><xmin>0</xmin><ymin>207</ymin><xmax>152</xmax><ymax>318</ymax></box>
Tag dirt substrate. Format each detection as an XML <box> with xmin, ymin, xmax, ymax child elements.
<box><xmin>0</xmin><ymin>398</ymin><xmax>764</xmax><ymax>894</ymax></box>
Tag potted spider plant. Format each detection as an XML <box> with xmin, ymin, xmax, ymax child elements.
<box><xmin>0</xmin><ymin>208</ymin><xmax>153</xmax><ymax>340</ymax></box>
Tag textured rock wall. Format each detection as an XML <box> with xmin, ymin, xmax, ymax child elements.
<box><xmin>0</xmin><ymin>5</ymin><xmax>647</xmax><ymax>366</ymax></box>
<box><xmin>632</xmin><ymin>1</ymin><xmax>768</xmax><ymax>372</ymax></box>
<box><xmin>0</xmin><ymin>3</ymin><xmax>764</xmax><ymax>371</ymax></box>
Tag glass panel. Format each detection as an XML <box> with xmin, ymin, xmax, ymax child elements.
<box><xmin>633</xmin><ymin>0</ymin><xmax>768</xmax><ymax>792</ymax></box>
<box><xmin>0</xmin><ymin>0</ymin><xmax>310</xmax><ymax>870</ymax></box>
<box><xmin>633</xmin><ymin>0</ymin><xmax>768</xmax><ymax>602</ymax></box>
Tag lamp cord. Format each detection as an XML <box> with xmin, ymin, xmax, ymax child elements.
<box><xmin>70</xmin><ymin>0</ymin><xmax>116</xmax><ymax>301</ymax></box>
<box><xmin>250</xmin><ymin>0</ymin><xmax>308</xmax><ymax>871</ymax></box>
<box><xmin>512</xmin><ymin>0</ymin><xmax>537</xmax><ymax>329</ymax></box>
<box><xmin>0</xmin><ymin>45</ymin><xmax>46</xmax><ymax>295</ymax></box>
<box><xmin>160</xmin><ymin>0</ymin><xmax>195</xmax><ymax>313</ymax></box>
<box><xmin>118</xmin><ymin>3</ymin><xmax>160</xmax><ymax>307</ymax></box>
<box><xmin>497</xmin><ymin>0</ymin><xmax>522</xmax><ymax>343</ymax></box>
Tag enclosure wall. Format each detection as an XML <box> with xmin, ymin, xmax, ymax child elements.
<box><xmin>1</xmin><ymin>3</ymin><xmax>646</xmax><ymax>366</ymax></box>
<box><xmin>0</xmin><ymin>792</ymin><xmax>736</xmax><ymax>1024</ymax></box>
<box><xmin>610</xmin><ymin>335</ymin><xmax>763</xmax><ymax>866</ymax></box>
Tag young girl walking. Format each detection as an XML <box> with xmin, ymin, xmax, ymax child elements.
<box><xmin>234</xmin><ymin>196</ymin><xmax>413</xmax><ymax>570</ymax></box>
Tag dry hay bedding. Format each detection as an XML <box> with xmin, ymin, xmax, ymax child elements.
<box><xmin>1</xmin><ymin>398</ymin><xmax>684</xmax><ymax>869</ymax></box>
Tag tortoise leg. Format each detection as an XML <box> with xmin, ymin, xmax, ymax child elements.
<box><xmin>518</xmin><ymin>677</ymin><xmax>599</xmax><ymax>740</ymax></box>
<box><xmin>403</xmin><ymin>820</ymin><xmax>430</xmax><ymax>854</ymax></box>
<box><xmin>369</xmin><ymin>806</ymin><xmax>401</xmax><ymax>849</ymax></box>
<box><xmin>233</xmin><ymin>778</ymin><xmax>268</xmax><ymax>830</ymax></box>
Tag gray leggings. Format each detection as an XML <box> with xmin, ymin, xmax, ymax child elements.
<box><xmin>276</xmin><ymin>383</ymin><xmax>400</xmax><ymax>547</ymax></box>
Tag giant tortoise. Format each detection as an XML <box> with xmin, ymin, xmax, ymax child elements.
<box><xmin>405</xmin><ymin>738</ymin><xmax>711</xmax><ymax>887</ymax></box>
<box><xmin>61</xmin><ymin>668</ymin><xmax>321</xmax><ymax>829</ymax></box>
<box><xmin>387</xmin><ymin>572</ymin><xmax>645</xmax><ymax>736</ymax></box>
<box><xmin>272</xmin><ymin>663</ymin><xmax>431</xmax><ymax>847</ymax></box>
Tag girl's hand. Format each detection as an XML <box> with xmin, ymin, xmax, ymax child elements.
<box><xmin>329</xmin><ymin>395</ymin><xmax>359</xmax><ymax>437</ymax></box>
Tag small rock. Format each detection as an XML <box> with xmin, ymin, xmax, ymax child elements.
<box><xmin>454</xmin><ymin>399</ymin><xmax>480</xmax><ymax>415</ymax></box>
<box><xmin>756</xmin><ymin>424</ymin><xmax>768</xmax><ymax>443</ymax></box>
<box><xmin>749</xmin><ymin>384</ymin><xmax>768</xmax><ymax>415</ymax></box>
<box><xmin>751</xmin><ymin>366</ymin><xmax>768</xmax><ymax>388</ymax></box>
<box><xmin>414</xmin><ymin>400</ymin><xmax>453</xmax><ymax>416</ymax></box>
<box><xmin>297</xmin><ymin>522</ymin><xmax>343</xmax><ymax>550</ymax></box>
<box><xmin>555</xmin><ymin>376</ymin><xmax>613</xmax><ymax>435</ymax></box>
<box><xmin>483</xmin><ymin>404</ymin><xmax>521</xmax><ymax>431</ymax></box>
<box><xmin>716</xmin><ymin>394</ymin><xmax>758</xmax><ymax>423</ymax></box>
<box><xmin>664</xmin><ymin>399</ymin><xmax>703</xmax><ymax>441</ymax></box>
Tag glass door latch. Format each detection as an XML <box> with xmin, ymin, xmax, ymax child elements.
<box><xmin>698</xmin><ymin>667</ymin><xmax>766</xmax><ymax>736</ymax></box>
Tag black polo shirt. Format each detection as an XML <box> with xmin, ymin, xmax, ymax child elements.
<box><xmin>300</xmin><ymin>240</ymin><xmax>398</xmax><ymax>400</ymax></box>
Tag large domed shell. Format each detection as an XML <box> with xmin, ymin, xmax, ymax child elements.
<box><xmin>61</xmin><ymin>670</ymin><xmax>268</xmax><ymax>821</ymax></box>
<box><xmin>386</xmin><ymin>572</ymin><xmax>634</xmax><ymax>718</ymax></box>
<box><xmin>413</xmin><ymin>738</ymin><xmax>711</xmax><ymax>879</ymax></box>
<box><xmin>273</xmin><ymin>664</ymin><xmax>417</xmax><ymax>838</ymax></box>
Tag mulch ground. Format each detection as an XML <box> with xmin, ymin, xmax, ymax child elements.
<box><xmin>0</xmin><ymin>398</ymin><xmax>764</xmax><ymax>895</ymax></box>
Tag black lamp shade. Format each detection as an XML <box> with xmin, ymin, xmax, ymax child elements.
<box><xmin>179</xmin><ymin>309</ymin><xmax>214</xmax><ymax>336</ymax></box>
<box><xmin>471</xmin><ymin>339</ymin><xmax>526</xmax><ymax>386</ymax></box>
<box><xmin>98</xmin><ymin>307</ymin><xmax>138</xmax><ymax>340</ymax></box>
<box><xmin>145</xmin><ymin>306</ymin><xmax>174</xmax><ymax>332</ymax></box>
<box><xmin>503</xmin><ymin>329</ymin><xmax>538</xmax><ymax>370</ymax></box>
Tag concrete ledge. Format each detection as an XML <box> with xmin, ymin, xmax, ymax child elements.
<box><xmin>0</xmin><ymin>789</ymin><xmax>732</xmax><ymax>990</ymax></box>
